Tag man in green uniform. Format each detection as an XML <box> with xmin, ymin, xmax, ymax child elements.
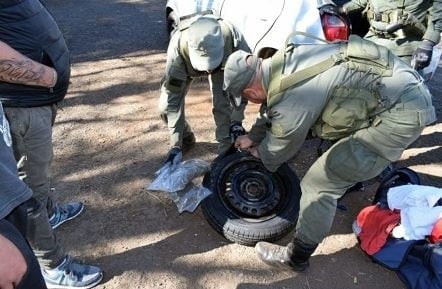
<box><xmin>338</xmin><ymin>0</ymin><xmax>442</xmax><ymax>70</ymax></box>
<box><xmin>222</xmin><ymin>35</ymin><xmax>436</xmax><ymax>271</ymax></box>
<box><xmin>159</xmin><ymin>15</ymin><xmax>250</xmax><ymax>163</ymax></box>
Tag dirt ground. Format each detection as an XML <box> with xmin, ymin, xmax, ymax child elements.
<box><xmin>45</xmin><ymin>0</ymin><xmax>441</xmax><ymax>288</ymax></box>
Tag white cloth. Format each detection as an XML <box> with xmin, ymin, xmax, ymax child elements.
<box><xmin>387</xmin><ymin>185</ymin><xmax>442</xmax><ymax>240</ymax></box>
<box><xmin>393</xmin><ymin>207</ymin><xmax>442</xmax><ymax>240</ymax></box>
<box><xmin>388</xmin><ymin>185</ymin><xmax>442</xmax><ymax>210</ymax></box>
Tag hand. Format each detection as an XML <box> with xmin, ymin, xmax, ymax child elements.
<box><xmin>248</xmin><ymin>146</ymin><xmax>260</xmax><ymax>159</ymax></box>
<box><xmin>234</xmin><ymin>135</ymin><xmax>254</xmax><ymax>150</ymax></box>
<box><xmin>229</xmin><ymin>121</ymin><xmax>246</xmax><ymax>142</ymax></box>
<box><xmin>412</xmin><ymin>40</ymin><xmax>435</xmax><ymax>70</ymax></box>
<box><xmin>0</xmin><ymin>234</ymin><xmax>27</xmax><ymax>289</ymax></box>
<box><xmin>165</xmin><ymin>146</ymin><xmax>182</xmax><ymax>166</ymax></box>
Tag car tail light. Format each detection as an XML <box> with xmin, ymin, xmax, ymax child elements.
<box><xmin>321</xmin><ymin>13</ymin><xmax>350</xmax><ymax>41</ymax></box>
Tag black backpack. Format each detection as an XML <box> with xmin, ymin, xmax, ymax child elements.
<box><xmin>373</xmin><ymin>167</ymin><xmax>421</xmax><ymax>208</ymax></box>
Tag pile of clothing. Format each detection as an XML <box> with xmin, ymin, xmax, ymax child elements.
<box><xmin>354</xmin><ymin>184</ymin><xmax>442</xmax><ymax>289</ymax></box>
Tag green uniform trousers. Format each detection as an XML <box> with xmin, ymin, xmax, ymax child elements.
<box><xmin>159</xmin><ymin>71</ymin><xmax>245</xmax><ymax>154</ymax></box>
<box><xmin>296</xmin><ymin>83</ymin><xmax>433</xmax><ymax>245</ymax></box>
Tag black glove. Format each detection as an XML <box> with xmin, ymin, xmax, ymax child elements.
<box><xmin>165</xmin><ymin>146</ymin><xmax>182</xmax><ymax>166</ymax></box>
<box><xmin>229</xmin><ymin>121</ymin><xmax>246</xmax><ymax>142</ymax></box>
<box><xmin>319</xmin><ymin>4</ymin><xmax>345</xmax><ymax>16</ymax></box>
<box><xmin>412</xmin><ymin>40</ymin><xmax>435</xmax><ymax>70</ymax></box>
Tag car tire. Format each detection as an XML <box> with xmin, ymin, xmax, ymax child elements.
<box><xmin>201</xmin><ymin>150</ymin><xmax>301</xmax><ymax>246</ymax></box>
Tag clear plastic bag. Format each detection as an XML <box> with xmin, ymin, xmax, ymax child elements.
<box><xmin>168</xmin><ymin>182</ymin><xmax>212</xmax><ymax>213</ymax></box>
<box><xmin>147</xmin><ymin>159</ymin><xmax>212</xmax><ymax>213</ymax></box>
<box><xmin>148</xmin><ymin>159</ymin><xmax>210</xmax><ymax>192</ymax></box>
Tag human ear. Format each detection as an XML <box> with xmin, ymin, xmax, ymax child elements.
<box><xmin>242</xmin><ymin>88</ymin><xmax>256</xmax><ymax>99</ymax></box>
<box><xmin>243</xmin><ymin>88</ymin><xmax>263</xmax><ymax>103</ymax></box>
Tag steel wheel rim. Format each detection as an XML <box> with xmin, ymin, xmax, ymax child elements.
<box><xmin>217</xmin><ymin>158</ymin><xmax>288</xmax><ymax>220</ymax></box>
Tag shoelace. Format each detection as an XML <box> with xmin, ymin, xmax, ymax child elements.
<box><xmin>57</xmin><ymin>205</ymin><xmax>70</xmax><ymax>218</ymax></box>
<box><xmin>262</xmin><ymin>244</ymin><xmax>287</xmax><ymax>259</ymax></box>
<box><xmin>62</xmin><ymin>269</ymin><xmax>82</xmax><ymax>286</ymax></box>
<box><xmin>274</xmin><ymin>246</ymin><xmax>288</xmax><ymax>258</ymax></box>
<box><xmin>63</xmin><ymin>260</ymin><xmax>85</xmax><ymax>282</ymax></box>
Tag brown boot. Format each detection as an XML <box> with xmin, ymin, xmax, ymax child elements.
<box><xmin>255</xmin><ymin>238</ymin><xmax>318</xmax><ymax>272</ymax></box>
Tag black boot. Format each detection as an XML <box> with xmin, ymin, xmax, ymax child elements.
<box><xmin>255</xmin><ymin>238</ymin><xmax>318</xmax><ymax>272</ymax></box>
<box><xmin>182</xmin><ymin>132</ymin><xmax>196</xmax><ymax>152</ymax></box>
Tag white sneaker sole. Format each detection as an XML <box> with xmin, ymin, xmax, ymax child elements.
<box><xmin>45</xmin><ymin>272</ymin><xmax>103</xmax><ymax>289</ymax></box>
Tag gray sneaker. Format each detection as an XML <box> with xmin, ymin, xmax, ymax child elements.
<box><xmin>49</xmin><ymin>202</ymin><xmax>84</xmax><ymax>229</ymax></box>
<box><xmin>43</xmin><ymin>255</ymin><xmax>103</xmax><ymax>289</ymax></box>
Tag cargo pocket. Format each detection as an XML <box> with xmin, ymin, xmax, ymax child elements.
<box><xmin>326</xmin><ymin>137</ymin><xmax>389</xmax><ymax>182</ymax></box>
<box><xmin>314</xmin><ymin>86</ymin><xmax>378</xmax><ymax>140</ymax></box>
<box><xmin>164</xmin><ymin>66</ymin><xmax>188</xmax><ymax>112</ymax></box>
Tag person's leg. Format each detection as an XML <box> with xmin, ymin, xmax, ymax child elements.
<box><xmin>209</xmin><ymin>72</ymin><xmax>234</xmax><ymax>154</ymax></box>
<box><xmin>296</xmin><ymin>136</ymin><xmax>389</xmax><ymax>244</ymax></box>
<box><xmin>158</xmin><ymin>78</ymin><xmax>195</xmax><ymax>150</ymax></box>
<box><xmin>24</xmin><ymin>198</ymin><xmax>103</xmax><ymax>288</ymax></box>
<box><xmin>2</xmin><ymin>205</ymin><xmax>47</xmax><ymax>289</ymax></box>
<box><xmin>5</xmin><ymin>106</ymin><xmax>55</xmax><ymax>215</ymax></box>
<box><xmin>256</xmin><ymin>136</ymin><xmax>389</xmax><ymax>271</ymax></box>
<box><xmin>5</xmin><ymin>106</ymin><xmax>84</xmax><ymax>230</ymax></box>
<box><xmin>256</xmin><ymin>84</ymin><xmax>431</xmax><ymax>271</ymax></box>
<box><xmin>4</xmin><ymin>107</ymin><xmax>66</xmax><ymax>269</ymax></box>
<box><xmin>229</xmin><ymin>97</ymin><xmax>247</xmax><ymax>124</ymax></box>
<box><xmin>24</xmin><ymin>197</ymin><xmax>65</xmax><ymax>269</ymax></box>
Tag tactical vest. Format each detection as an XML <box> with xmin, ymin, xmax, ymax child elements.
<box><xmin>0</xmin><ymin>0</ymin><xmax>71</xmax><ymax>108</ymax></box>
<box><xmin>267</xmin><ymin>34</ymin><xmax>394</xmax><ymax>140</ymax></box>
<box><xmin>366</xmin><ymin>0</ymin><xmax>426</xmax><ymax>38</ymax></box>
<box><xmin>177</xmin><ymin>15</ymin><xmax>235</xmax><ymax>74</ymax></box>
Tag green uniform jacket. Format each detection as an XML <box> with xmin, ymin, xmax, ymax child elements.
<box><xmin>248</xmin><ymin>42</ymin><xmax>435</xmax><ymax>172</ymax></box>
<box><xmin>159</xmin><ymin>16</ymin><xmax>250</xmax><ymax>148</ymax></box>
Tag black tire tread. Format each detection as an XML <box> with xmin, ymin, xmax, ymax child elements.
<box><xmin>202</xmin><ymin>151</ymin><xmax>301</xmax><ymax>246</ymax></box>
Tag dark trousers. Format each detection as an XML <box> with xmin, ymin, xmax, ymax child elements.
<box><xmin>1</xmin><ymin>204</ymin><xmax>47</xmax><ymax>289</ymax></box>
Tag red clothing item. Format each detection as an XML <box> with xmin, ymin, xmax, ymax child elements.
<box><xmin>430</xmin><ymin>218</ymin><xmax>442</xmax><ymax>243</ymax></box>
<box><xmin>356</xmin><ymin>205</ymin><xmax>401</xmax><ymax>255</ymax></box>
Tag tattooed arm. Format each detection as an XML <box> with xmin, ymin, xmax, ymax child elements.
<box><xmin>0</xmin><ymin>41</ymin><xmax>57</xmax><ymax>88</ymax></box>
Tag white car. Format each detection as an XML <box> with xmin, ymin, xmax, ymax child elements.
<box><xmin>165</xmin><ymin>0</ymin><xmax>350</xmax><ymax>57</ymax></box>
